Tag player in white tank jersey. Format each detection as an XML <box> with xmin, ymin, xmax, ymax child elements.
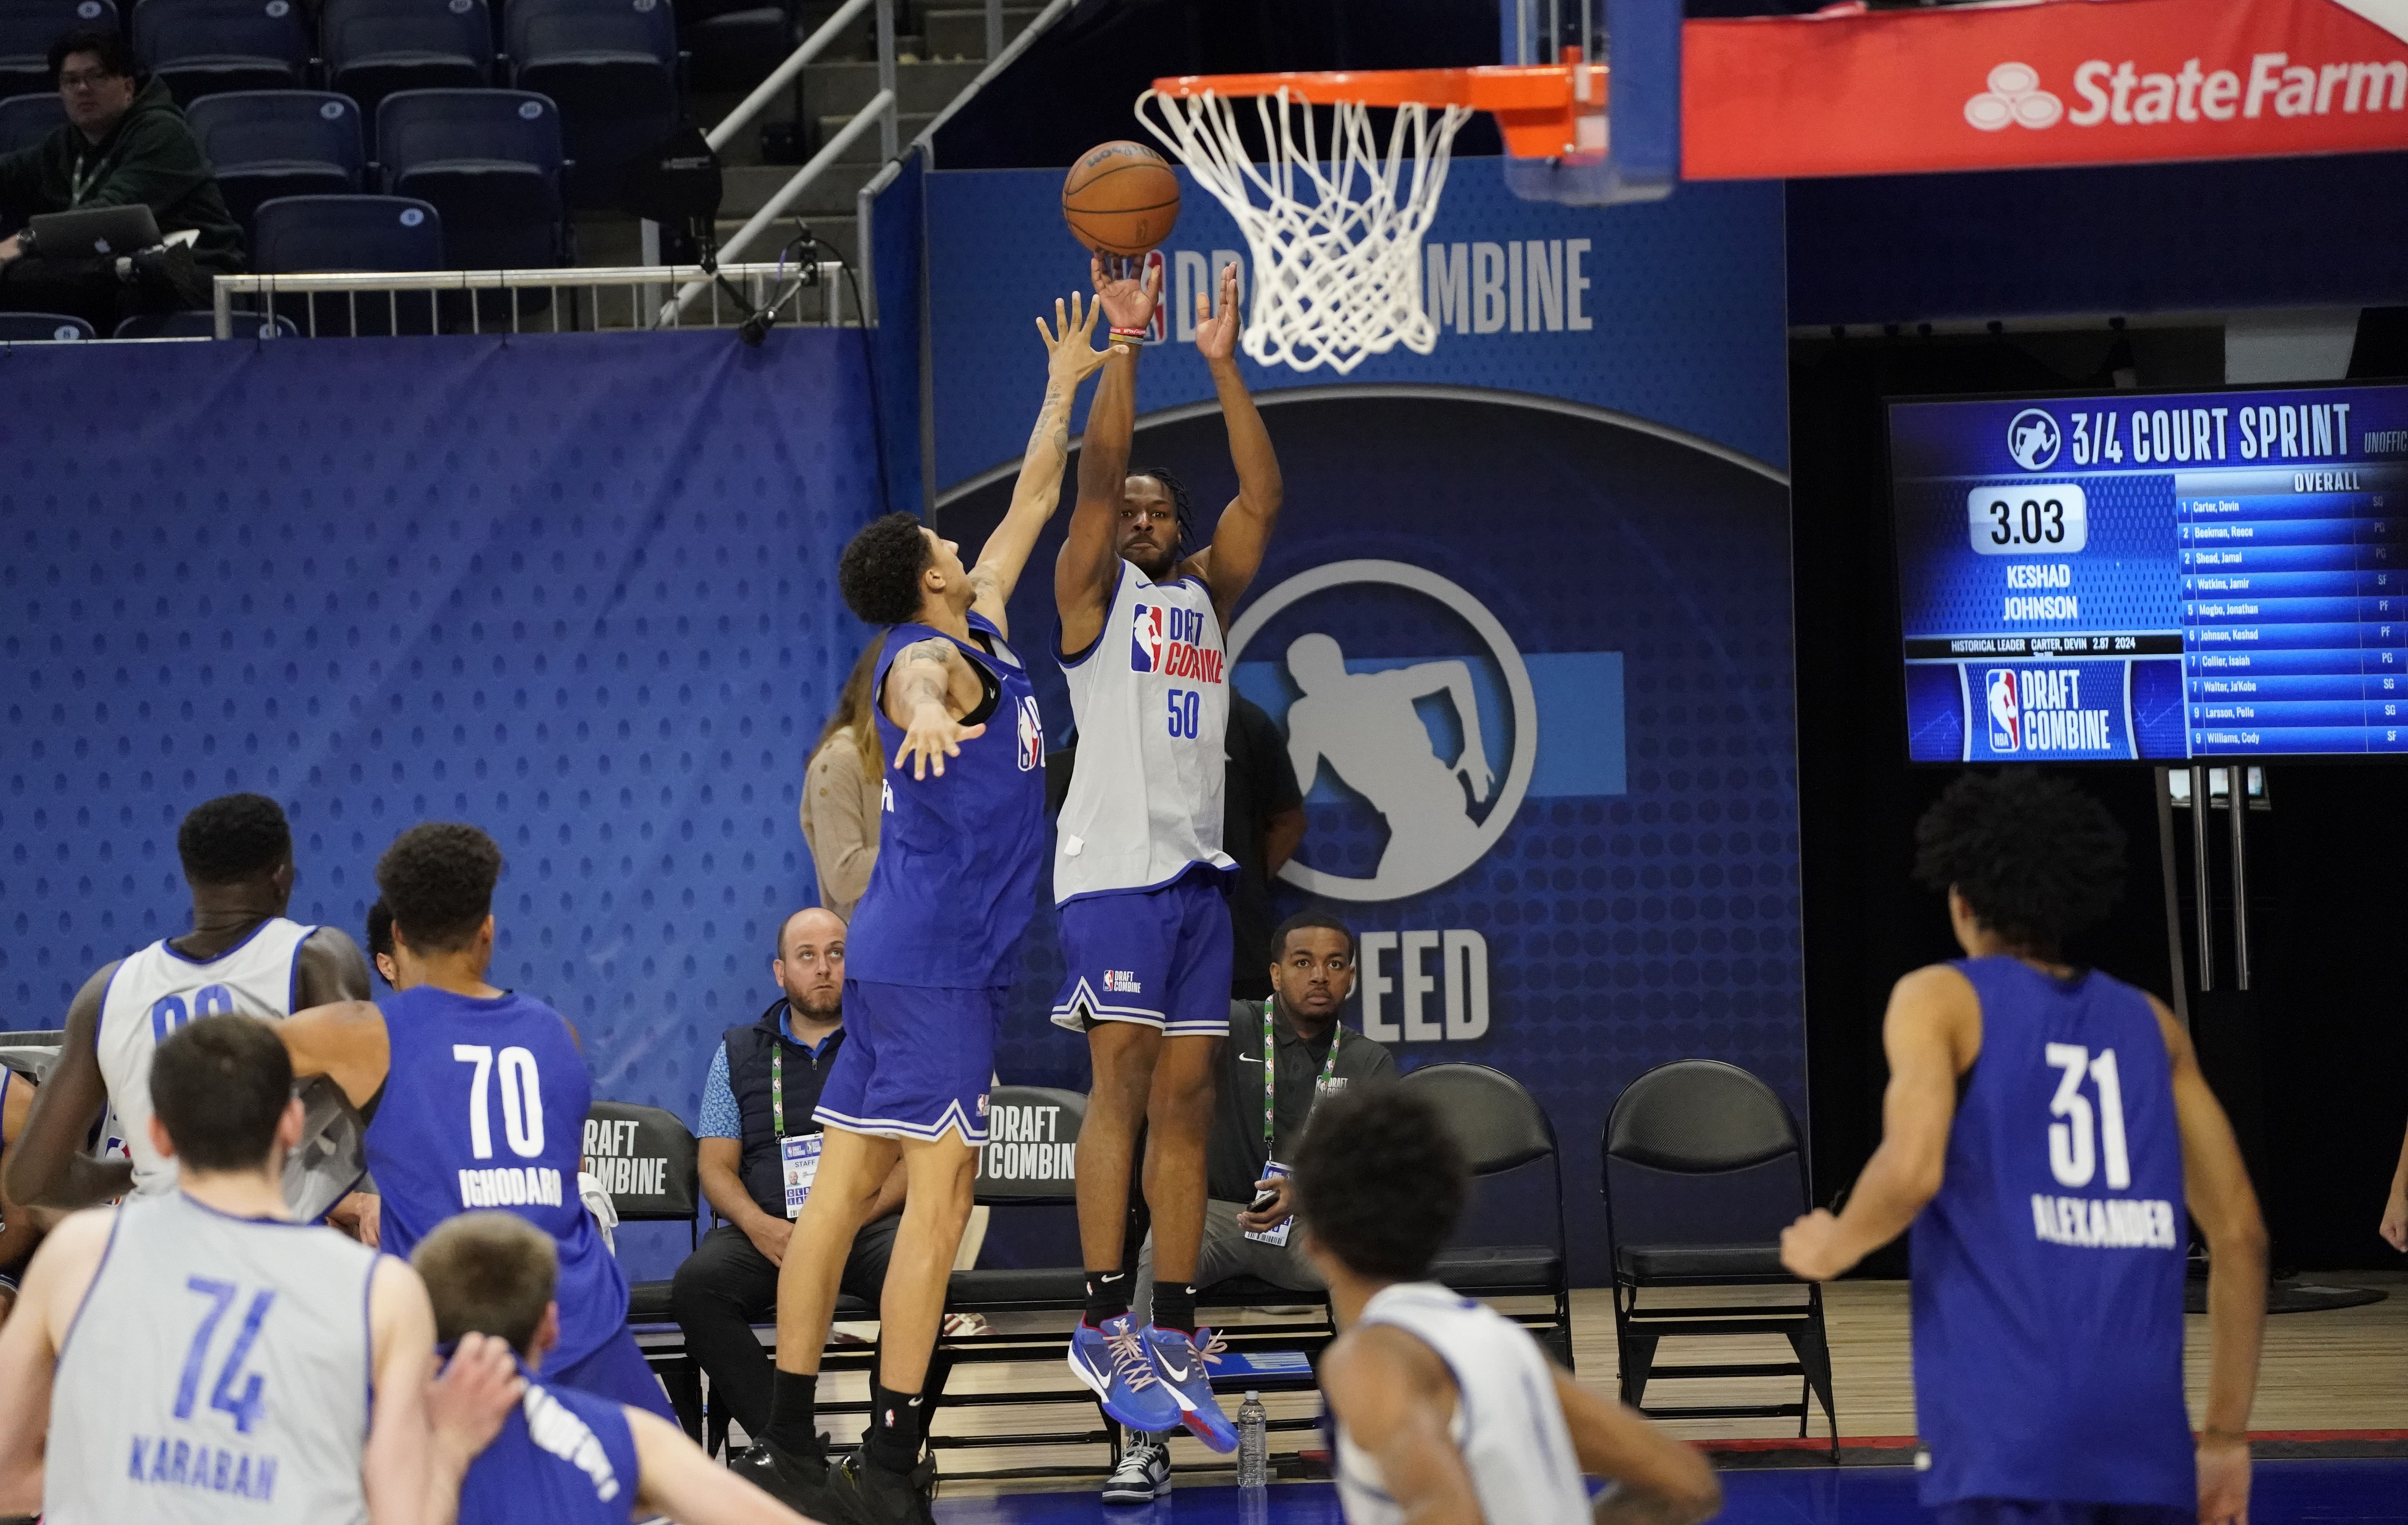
<box><xmin>1296</xmin><ymin>1086</ymin><xmax>1721</xmax><ymax>1525</ymax></box>
<box><xmin>1053</xmin><ymin>259</ymin><xmax>1291</xmax><ymax>1446</ymax></box>
<box><xmin>0</xmin><ymin>1013</ymin><xmax>522</xmax><ymax>1524</ymax></box>
<box><xmin>4</xmin><ymin>793</ymin><xmax>374</xmax><ymax>1222</ymax></box>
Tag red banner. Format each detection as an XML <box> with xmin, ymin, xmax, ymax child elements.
<box><xmin>1684</xmin><ymin>0</ymin><xmax>2408</xmax><ymax>179</ymax></box>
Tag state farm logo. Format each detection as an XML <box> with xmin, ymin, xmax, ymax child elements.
<box><xmin>1966</xmin><ymin>62</ymin><xmax>2063</xmax><ymax>131</ymax></box>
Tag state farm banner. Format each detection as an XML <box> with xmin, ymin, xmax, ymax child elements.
<box><xmin>1685</xmin><ymin>0</ymin><xmax>2408</xmax><ymax>179</ymax></box>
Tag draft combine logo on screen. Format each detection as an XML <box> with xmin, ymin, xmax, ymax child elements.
<box><xmin>2007</xmin><ymin>409</ymin><xmax>2062</xmax><ymax>470</ymax></box>
<box><xmin>1226</xmin><ymin>560</ymin><xmax>1536</xmax><ymax>903</ymax></box>
<box><xmin>1129</xmin><ymin>601</ymin><xmax>1225</xmax><ymax>682</ymax></box>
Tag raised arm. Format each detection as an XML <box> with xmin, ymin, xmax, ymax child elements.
<box><xmin>5</xmin><ymin>963</ymin><xmax>134</xmax><ymax>1211</ymax></box>
<box><xmin>968</xmin><ymin>292</ymin><xmax>1115</xmax><ymax>631</ymax></box>
<box><xmin>1782</xmin><ymin>964</ymin><xmax>1978</xmax><ymax>1281</ymax></box>
<box><xmin>1056</xmin><ymin>255</ymin><xmax>1161</xmax><ymax>651</ymax></box>
<box><xmin>1318</xmin><ymin>1325</ymin><xmax>1483</xmax><ymax>1525</ymax></box>
<box><xmin>2156</xmin><ymin>1000</ymin><xmax>2266</xmax><ymax>1525</ymax></box>
<box><xmin>280</xmin><ymin>1000</ymin><xmax>393</xmax><ymax>1110</ymax></box>
<box><xmin>1552</xmin><ymin>1372</ymin><xmax>1721</xmax><ymax>1525</ymax></box>
<box><xmin>1186</xmin><ymin>263</ymin><xmax>1283</xmax><ymax>625</ymax></box>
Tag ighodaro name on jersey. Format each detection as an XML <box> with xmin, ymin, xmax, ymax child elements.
<box><xmin>458</xmin><ymin>1165</ymin><xmax>566</xmax><ymax>1208</ymax></box>
<box><xmin>2030</xmin><ymin>1193</ymin><xmax>2180</xmax><ymax>1249</ymax></box>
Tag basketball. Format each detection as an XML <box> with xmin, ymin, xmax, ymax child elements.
<box><xmin>1061</xmin><ymin>140</ymin><xmax>1181</xmax><ymax>255</ymax></box>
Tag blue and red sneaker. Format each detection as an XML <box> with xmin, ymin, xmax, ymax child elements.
<box><xmin>1143</xmin><ymin>1326</ymin><xmax>1236</xmax><ymax>1452</ymax></box>
<box><xmin>1068</xmin><ymin>1314</ymin><xmax>1184</xmax><ymax>1434</ymax></box>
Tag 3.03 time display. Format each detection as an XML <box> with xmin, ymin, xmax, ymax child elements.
<box><xmin>1965</xmin><ymin>483</ymin><xmax>2089</xmax><ymax>555</ymax></box>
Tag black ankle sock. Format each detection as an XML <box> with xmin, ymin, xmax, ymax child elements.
<box><xmin>864</xmin><ymin>1380</ymin><xmax>926</xmax><ymax>1472</ymax></box>
<box><xmin>1153</xmin><ymin>1283</ymin><xmax>1197</xmax><ymax>1336</ymax></box>
<box><xmin>1084</xmin><ymin>1269</ymin><xmax>1131</xmax><ymax>1326</ymax></box>
<box><xmin>763</xmin><ymin>1370</ymin><xmax>819</xmax><ymax>1456</ymax></box>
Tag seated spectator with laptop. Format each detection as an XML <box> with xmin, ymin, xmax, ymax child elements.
<box><xmin>0</xmin><ymin>28</ymin><xmax>241</xmax><ymax>327</ymax></box>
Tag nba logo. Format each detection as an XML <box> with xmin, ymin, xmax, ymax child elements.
<box><xmin>1986</xmin><ymin>669</ymin><xmax>2021</xmax><ymax>752</ymax></box>
<box><xmin>1017</xmin><ymin>694</ymin><xmax>1043</xmax><ymax>772</ymax></box>
<box><xmin>1143</xmin><ymin>250</ymin><xmax>1168</xmax><ymax>344</ymax></box>
<box><xmin>1130</xmin><ymin>604</ymin><xmax>1162</xmax><ymax>672</ymax></box>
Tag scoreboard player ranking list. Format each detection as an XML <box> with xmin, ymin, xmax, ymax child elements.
<box><xmin>1889</xmin><ymin>383</ymin><xmax>2408</xmax><ymax>762</ymax></box>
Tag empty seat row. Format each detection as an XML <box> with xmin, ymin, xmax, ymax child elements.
<box><xmin>0</xmin><ymin>310</ymin><xmax>296</xmax><ymax>339</ymax></box>
<box><xmin>0</xmin><ymin>0</ymin><xmax>674</xmax><ymax>205</ymax></box>
<box><xmin>0</xmin><ymin>88</ymin><xmax>568</xmax><ymax>268</ymax></box>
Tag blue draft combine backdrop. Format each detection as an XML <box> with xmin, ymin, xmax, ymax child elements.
<box><xmin>925</xmin><ymin>165</ymin><xmax>1797</xmax><ymax>1281</ymax></box>
<box><xmin>0</xmin><ymin>330</ymin><xmax>877</xmax><ymax>1279</ymax></box>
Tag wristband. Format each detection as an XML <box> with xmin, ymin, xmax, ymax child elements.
<box><xmin>1110</xmin><ymin>325</ymin><xmax>1148</xmax><ymax>340</ymax></box>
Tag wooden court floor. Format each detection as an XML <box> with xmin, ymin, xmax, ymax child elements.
<box><xmin>786</xmin><ymin>1271</ymin><xmax>2408</xmax><ymax>1496</ymax></box>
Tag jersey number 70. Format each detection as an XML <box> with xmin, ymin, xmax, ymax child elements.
<box><xmin>455</xmin><ymin>1044</ymin><xmax>547</xmax><ymax>1159</ymax></box>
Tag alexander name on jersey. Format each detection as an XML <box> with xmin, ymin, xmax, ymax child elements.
<box><xmin>2030</xmin><ymin>1193</ymin><xmax>2180</xmax><ymax>1250</ymax></box>
<box><xmin>1131</xmin><ymin>602</ymin><xmax>1226</xmax><ymax>683</ymax></box>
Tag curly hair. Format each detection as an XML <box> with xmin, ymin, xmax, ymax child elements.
<box><xmin>1913</xmin><ymin>770</ymin><xmax>2126</xmax><ymax>959</ymax></box>
<box><xmin>838</xmin><ymin>512</ymin><xmax>933</xmax><ymax>626</ymax></box>
<box><xmin>1292</xmin><ymin>1083</ymin><xmax>1466</xmax><ymax>1282</ymax></box>
<box><xmin>176</xmin><ymin>793</ymin><xmax>292</xmax><ymax>886</ymax></box>
<box><xmin>1129</xmin><ymin>466</ymin><xmax>1195</xmax><ymax>561</ymax></box>
<box><xmin>376</xmin><ymin>823</ymin><xmax>503</xmax><ymax>955</ymax></box>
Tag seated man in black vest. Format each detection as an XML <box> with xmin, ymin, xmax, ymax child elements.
<box><xmin>671</xmin><ymin>906</ymin><xmax>903</xmax><ymax>1444</ymax></box>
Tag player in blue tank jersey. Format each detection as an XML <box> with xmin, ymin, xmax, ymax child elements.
<box><xmin>733</xmin><ymin>293</ymin><xmax>1115</xmax><ymax>1525</ymax></box>
<box><xmin>1781</xmin><ymin>772</ymin><xmax>2267</xmax><ymax>1525</ymax></box>
<box><xmin>279</xmin><ymin>823</ymin><xmax>678</xmax><ymax>1425</ymax></box>
<box><xmin>415</xmin><ymin>1211</ymin><xmax>810</xmax><ymax>1525</ymax></box>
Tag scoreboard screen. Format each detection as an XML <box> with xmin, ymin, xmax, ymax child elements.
<box><xmin>1890</xmin><ymin>382</ymin><xmax>2408</xmax><ymax>762</ymax></box>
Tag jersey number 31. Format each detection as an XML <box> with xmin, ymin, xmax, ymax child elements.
<box><xmin>2044</xmin><ymin>1042</ymin><xmax>2130</xmax><ymax>1191</ymax></box>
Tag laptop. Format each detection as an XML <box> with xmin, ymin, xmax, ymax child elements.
<box><xmin>28</xmin><ymin>204</ymin><xmax>161</xmax><ymax>258</ymax></box>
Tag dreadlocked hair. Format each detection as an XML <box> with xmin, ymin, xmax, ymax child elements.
<box><xmin>1912</xmin><ymin>770</ymin><xmax>2126</xmax><ymax>960</ymax></box>
<box><xmin>1130</xmin><ymin>466</ymin><xmax>1195</xmax><ymax>560</ymax></box>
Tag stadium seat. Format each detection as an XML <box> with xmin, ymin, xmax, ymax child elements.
<box><xmin>678</xmin><ymin>0</ymin><xmax>785</xmax><ymax>94</ymax></box>
<box><xmin>376</xmin><ymin>89</ymin><xmax>567</xmax><ymax>269</ymax></box>
<box><xmin>0</xmin><ymin>0</ymin><xmax>117</xmax><ymax>98</ymax></box>
<box><xmin>583</xmin><ymin>1100</ymin><xmax>703</xmax><ymax>1436</ymax></box>
<box><xmin>321</xmin><ymin>0</ymin><xmax>494</xmax><ymax>142</ymax></box>
<box><xmin>0</xmin><ymin>89</ymin><xmax>59</xmax><ymax>155</ymax></box>
<box><xmin>0</xmin><ymin>311</ymin><xmax>93</xmax><ymax>339</ymax></box>
<box><xmin>1399</xmin><ymin>1063</ymin><xmax>1575</xmax><ymax>1366</ymax></box>
<box><xmin>503</xmin><ymin>0</ymin><xmax>679</xmax><ymax>209</ymax></box>
<box><xmin>1600</xmin><ymin>1058</ymin><xmax>1837</xmax><ymax>1457</ymax></box>
<box><xmin>185</xmin><ymin>91</ymin><xmax>364</xmax><ymax>235</ymax></box>
<box><xmin>249</xmin><ymin>193</ymin><xmax>443</xmax><ymax>334</ymax></box>
<box><xmin>132</xmin><ymin>0</ymin><xmax>316</xmax><ymax>105</ymax></box>
<box><xmin>113</xmin><ymin>309</ymin><xmax>297</xmax><ymax>338</ymax></box>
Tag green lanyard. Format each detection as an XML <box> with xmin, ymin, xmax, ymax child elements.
<box><xmin>1261</xmin><ymin>998</ymin><xmax>1341</xmax><ymax>1157</ymax></box>
<box><xmin>771</xmin><ymin>1042</ymin><xmax>785</xmax><ymax>1136</ymax></box>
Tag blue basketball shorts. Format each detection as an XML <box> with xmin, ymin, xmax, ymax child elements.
<box><xmin>1936</xmin><ymin>1501</ymin><xmax>2192</xmax><ymax>1525</ymax></box>
<box><xmin>1049</xmin><ymin>867</ymin><xmax>1233</xmax><ymax>1040</ymax></box>
<box><xmin>546</xmin><ymin>1326</ymin><xmax>677</xmax><ymax>1422</ymax></box>
<box><xmin>813</xmin><ymin>978</ymin><xmax>1001</xmax><ymax>1145</ymax></box>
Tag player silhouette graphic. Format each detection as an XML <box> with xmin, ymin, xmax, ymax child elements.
<box><xmin>1281</xmin><ymin>631</ymin><xmax>1496</xmax><ymax>887</ymax></box>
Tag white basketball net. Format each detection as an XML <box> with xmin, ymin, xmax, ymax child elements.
<box><xmin>1137</xmin><ymin>88</ymin><xmax>1473</xmax><ymax>375</ymax></box>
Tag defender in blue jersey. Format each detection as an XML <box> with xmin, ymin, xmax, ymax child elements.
<box><xmin>415</xmin><ymin>1211</ymin><xmax>809</xmax><ymax>1525</ymax></box>
<box><xmin>735</xmin><ymin>292</ymin><xmax>1114</xmax><ymax>1525</ymax></box>
<box><xmin>1782</xmin><ymin>772</ymin><xmax>2266</xmax><ymax>1525</ymax></box>
<box><xmin>279</xmin><ymin>824</ymin><xmax>678</xmax><ymax>1425</ymax></box>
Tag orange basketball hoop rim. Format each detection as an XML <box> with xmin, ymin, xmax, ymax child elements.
<box><xmin>1150</xmin><ymin>62</ymin><xmax>1607</xmax><ymax>161</ymax></box>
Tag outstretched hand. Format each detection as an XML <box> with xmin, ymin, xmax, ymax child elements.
<box><xmin>1091</xmin><ymin>250</ymin><xmax>1161</xmax><ymax>333</ymax></box>
<box><xmin>895</xmin><ymin>702</ymin><xmax>986</xmax><ymax>781</ymax></box>
<box><xmin>1194</xmin><ymin>261</ymin><xmax>1242</xmax><ymax>363</ymax></box>
<box><xmin>1036</xmin><ymin>291</ymin><xmax>1112</xmax><ymax>385</ymax></box>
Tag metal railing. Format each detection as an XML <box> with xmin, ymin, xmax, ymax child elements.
<box><xmin>212</xmin><ymin>262</ymin><xmax>853</xmax><ymax>339</ymax></box>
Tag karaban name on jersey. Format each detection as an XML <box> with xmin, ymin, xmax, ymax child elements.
<box><xmin>1056</xmin><ymin>561</ymin><xmax>1235</xmax><ymax>903</ymax></box>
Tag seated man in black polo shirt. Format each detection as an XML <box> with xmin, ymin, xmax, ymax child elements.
<box><xmin>671</xmin><ymin>906</ymin><xmax>903</xmax><ymax>1444</ymax></box>
<box><xmin>1108</xmin><ymin>909</ymin><xmax>1397</xmax><ymax>1505</ymax></box>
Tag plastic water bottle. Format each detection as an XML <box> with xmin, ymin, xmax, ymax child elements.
<box><xmin>1236</xmin><ymin>1390</ymin><xmax>1269</xmax><ymax>1488</ymax></box>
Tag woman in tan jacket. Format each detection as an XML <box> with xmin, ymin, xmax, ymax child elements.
<box><xmin>799</xmin><ymin>635</ymin><xmax>885</xmax><ymax>919</ymax></box>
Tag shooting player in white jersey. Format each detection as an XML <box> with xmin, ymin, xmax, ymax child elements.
<box><xmin>1054</xmin><ymin>258</ymin><xmax>1285</xmax><ymax>1448</ymax></box>
<box><xmin>0</xmin><ymin>1013</ymin><xmax>523</xmax><ymax>1525</ymax></box>
<box><xmin>1298</xmin><ymin>1085</ymin><xmax>1722</xmax><ymax>1525</ymax></box>
<box><xmin>5</xmin><ymin>792</ymin><xmax>377</xmax><ymax>1226</ymax></box>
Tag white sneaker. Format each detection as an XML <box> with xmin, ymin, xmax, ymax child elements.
<box><xmin>1100</xmin><ymin>1440</ymin><xmax>1171</xmax><ymax>1505</ymax></box>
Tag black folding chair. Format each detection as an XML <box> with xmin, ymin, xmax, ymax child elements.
<box><xmin>1400</xmin><ymin>1062</ymin><xmax>1575</xmax><ymax>1366</ymax></box>
<box><xmin>584</xmin><ymin>1099</ymin><xmax>704</xmax><ymax>1435</ymax></box>
<box><xmin>1600</xmin><ymin>1059</ymin><xmax>1836</xmax><ymax>1457</ymax></box>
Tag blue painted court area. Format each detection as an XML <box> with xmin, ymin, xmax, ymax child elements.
<box><xmin>934</xmin><ymin>1461</ymin><xmax>2408</xmax><ymax>1525</ymax></box>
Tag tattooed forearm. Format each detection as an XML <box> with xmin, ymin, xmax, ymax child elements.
<box><xmin>899</xmin><ymin>639</ymin><xmax>955</xmax><ymax>710</ymax></box>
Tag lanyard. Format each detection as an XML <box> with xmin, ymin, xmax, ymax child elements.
<box><xmin>1261</xmin><ymin>999</ymin><xmax>1341</xmax><ymax>1156</ymax></box>
<box><xmin>69</xmin><ymin>153</ymin><xmax>102</xmax><ymax>208</ymax></box>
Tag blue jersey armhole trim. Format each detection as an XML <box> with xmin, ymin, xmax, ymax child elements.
<box><xmin>53</xmin><ymin>1205</ymin><xmax>125</xmax><ymax>1372</ymax></box>
<box><xmin>158</xmin><ymin>916</ymin><xmax>279</xmax><ymax>967</ymax></box>
<box><xmin>362</xmin><ymin>1254</ymin><xmax>382</xmax><ymax>1436</ymax></box>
